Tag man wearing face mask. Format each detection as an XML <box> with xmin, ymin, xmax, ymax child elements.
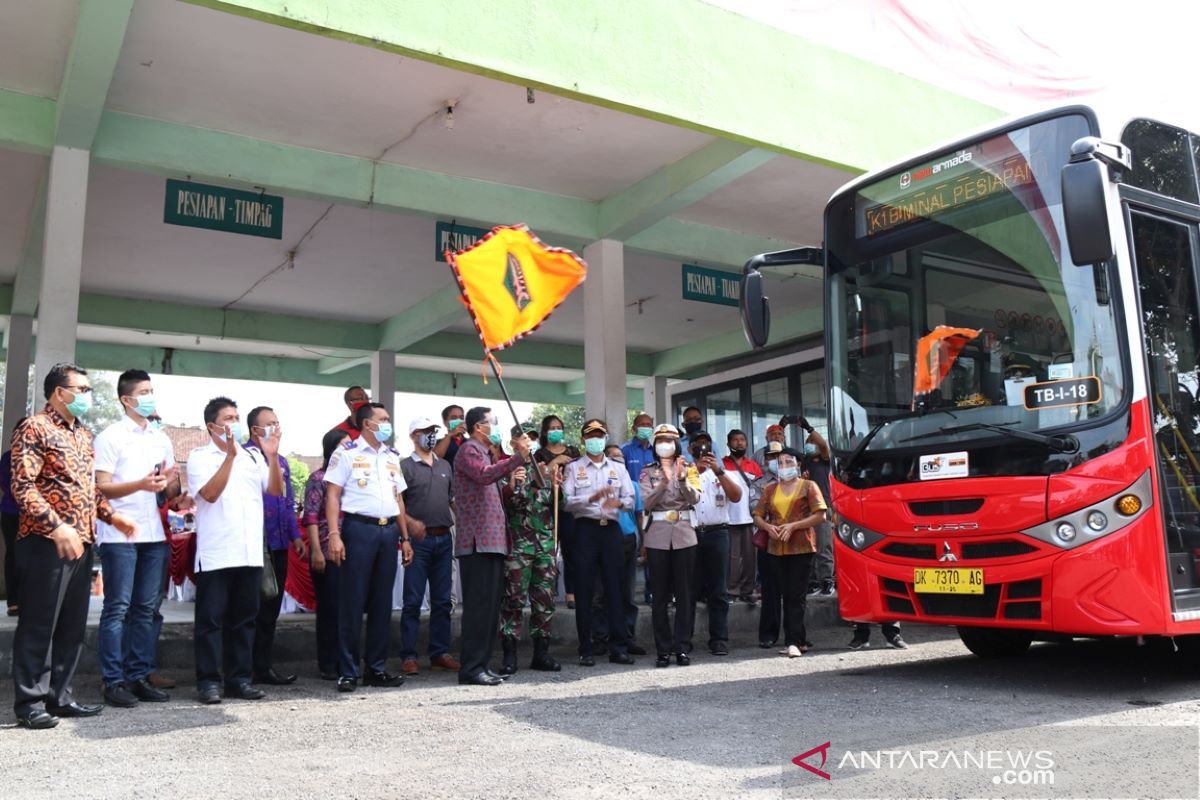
<box><xmin>245</xmin><ymin>406</ymin><xmax>304</xmax><ymax>686</ymax></box>
<box><xmin>687</xmin><ymin>431</ymin><xmax>742</xmax><ymax>656</ymax></box>
<box><xmin>452</xmin><ymin>407</ymin><xmax>530</xmax><ymax>685</ymax></box>
<box><xmin>187</xmin><ymin>397</ymin><xmax>285</xmax><ymax>704</ymax></box>
<box><xmin>331</xmin><ymin>386</ymin><xmax>369</xmax><ymax>442</ymax></box>
<box><xmin>94</xmin><ymin>370</ymin><xmax>180</xmax><ymax>708</ymax></box>
<box><xmin>10</xmin><ymin>364</ymin><xmax>140</xmax><ymax>729</ymax></box>
<box><xmin>324</xmin><ymin>403</ymin><xmax>414</xmax><ymax>692</ymax></box>
<box><xmin>754</xmin><ymin>424</ymin><xmax>788</xmax><ymax>471</ymax></box>
<box><xmin>723</xmin><ymin>429</ymin><xmax>763</xmax><ymax>606</ymax></box>
<box><xmin>433</xmin><ymin>404</ymin><xmax>466</xmax><ymax>465</ymax></box>
<box><xmin>562</xmin><ymin>419</ymin><xmax>637</xmax><ymax>667</ymax></box>
<box><xmin>794</xmin><ymin>418</ymin><xmax>835</xmax><ymax>596</ymax></box>
<box><xmin>679</xmin><ymin>406</ymin><xmax>704</xmax><ymax>464</ymax></box>
<box><xmin>399</xmin><ymin>416</ymin><xmax>459</xmax><ymax>676</ymax></box>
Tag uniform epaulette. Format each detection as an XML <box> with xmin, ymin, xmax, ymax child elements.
<box><xmin>341</xmin><ymin>439</ymin><xmax>357</xmax><ymax>450</ymax></box>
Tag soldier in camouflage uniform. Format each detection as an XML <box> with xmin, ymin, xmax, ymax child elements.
<box><xmin>499</xmin><ymin>437</ymin><xmax>561</xmax><ymax>674</ymax></box>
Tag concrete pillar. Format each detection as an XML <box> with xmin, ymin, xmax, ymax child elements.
<box><xmin>34</xmin><ymin>146</ymin><xmax>89</xmax><ymax>390</ymax></box>
<box><xmin>642</xmin><ymin>375</ymin><xmax>669</xmax><ymax>427</ymax></box>
<box><xmin>3</xmin><ymin>314</ymin><xmax>34</xmax><ymax>448</ymax></box>
<box><xmin>583</xmin><ymin>239</ymin><xmax>627</xmax><ymax>434</ymax></box>
<box><xmin>370</xmin><ymin>350</ymin><xmax>396</xmax><ymax>423</ymax></box>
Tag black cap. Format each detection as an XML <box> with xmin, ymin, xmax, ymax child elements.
<box><xmin>689</xmin><ymin>430</ymin><xmax>713</xmax><ymax>443</ymax></box>
<box><xmin>510</xmin><ymin>424</ymin><xmax>537</xmax><ymax>438</ymax></box>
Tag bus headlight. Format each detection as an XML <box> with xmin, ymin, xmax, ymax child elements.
<box><xmin>1115</xmin><ymin>494</ymin><xmax>1142</xmax><ymax>516</ymax></box>
<box><xmin>836</xmin><ymin>519</ymin><xmax>884</xmax><ymax>552</ymax></box>
<box><xmin>852</xmin><ymin>529</ymin><xmax>867</xmax><ymax>549</ymax></box>
<box><xmin>1086</xmin><ymin>510</ymin><xmax>1108</xmax><ymax>532</ymax></box>
<box><xmin>838</xmin><ymin>523</ymin><xmax>852</xmax><ymax>542</ymax></box>
<box><xmin>1055</xmin><ymin>522</ymin><xmax>1077</xmax><ymax>543</ymax></box>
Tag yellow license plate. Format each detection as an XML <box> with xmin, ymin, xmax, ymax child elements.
<box><xmin>913</xmin><ymin>567</ymin><xmax>984</xmax><ymax>595</ymax></box>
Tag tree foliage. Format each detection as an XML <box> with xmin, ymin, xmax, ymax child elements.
<box><xmin>523</xmin><ymin>403</ymin><xmax>642</xmax><ymax>446</ymax></box>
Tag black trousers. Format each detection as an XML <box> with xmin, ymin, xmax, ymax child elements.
<box><xmin>757</xmin><ymin>547</ymin><xmax>782</xmax><ymax>643</ymax></box>
<box><xmin>12</xmin><ymin>536</ymin><xmax>94</xmax><ymax>715</ymax></box>
<box><xmin>457</xmin><ymin>551</ymin><xmax>505</xmax><ymax>678</ymax></box>
<box><xmin>253</xmin><ymin>548</ymin><xmax>289</xmax><ymax>674</ymax></box>
<box><xmin>2</xmin><ymin>512</ymin><xmax>18</xmax><ymax>609</ymax></box>
<box><xmin>311</xmin><ymin>560</ymin><xmax>340</xmax><ymax>674</ymax></box>
<box><xmin>194</xmin><ymin>565</ymin><xmax>262</xmax><ymax>690</ymax></box>
<box><xmin>767</xmin><ymin>552</ymin><xmax>815</xmax><ymax>648</ymax></box>
<box><xmin>592</xmin><ymin>533</ymin><xmax>639</xmax><ymax>645</ymax></box>
<box><xmin>574</xmin><ymin>519</ymin><xmax>629</xmax><ymax>656</ymax></box>
<box><xmin>647</xmin><ymin>545</ymin><xmax>697</xmax><ymax>656</ymax></box>
<box><xmin>336</xmin><ymin>518</ymin><xmax>398</xmax><ymax>678</ymax></box>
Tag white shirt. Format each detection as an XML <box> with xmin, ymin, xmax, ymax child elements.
<box><xmin>724</xmin><ymin>469</ymin><xmax>754</xmax><ymax>525</ymax></box>
<box><xmin>324</xmin><ymin>438</ymin><xmax>406</xmax><ymax>517</ymax></box>
<box><xmin>692</xmin><ymin>468</ymin><xmax>731</xmax><ymax>528</ymax></box>
<box><xmin>562</xmin><ymin>455</ymin><xmax>635</xmax><ymax>521</ymax></box>
<box><xmin>186</xmin><ymin>442</ymin><xmax>271</xmax><ymax>572</ymax></box>
<box><xmin>93</xmin><ymin>416</ymin><xmax>174</xmax><ymax>544</ymax></box>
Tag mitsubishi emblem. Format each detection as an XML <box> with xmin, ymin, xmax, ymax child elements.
<box><xmin>939</xmin><ymin>542</ymin><xmax>958</xmax><ymax>562</ymax></box>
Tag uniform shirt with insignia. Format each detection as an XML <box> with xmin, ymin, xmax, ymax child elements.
<box><xmin>561</xmin><ymin>455</ymin><xmax>635</xmax><ymax>522</ymax></box>
<box><xmin>324</xmin><ymin>437</ymin><xmax>406</xmax><ymax>518</ymax></box>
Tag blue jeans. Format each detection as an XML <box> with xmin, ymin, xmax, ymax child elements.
<box><xmin>98</xmin><ymin>541</ymin><xmax>169</xmax><ymax>685</ymax></box>
<box><xmin>400</xmin><ymin>532</ymin><xmax>454</xmax><ymax>659</ymax></box>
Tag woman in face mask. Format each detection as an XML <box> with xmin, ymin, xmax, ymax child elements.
<box><xmin>751</xmin><ymin>450</ymin><xmax>828</xmax><ymax>659</ymax></box>
<box><xmin>638</xmin><ymin>425</ymin><xmax>701</xmax><ymax>667</ymax></box>
<box><xmin>535</xmin><ymin>415</ymin><xmax>581</xmax><ymax>607</ymax></box>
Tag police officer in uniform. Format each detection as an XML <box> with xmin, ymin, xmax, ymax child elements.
<box><xmin>325</xmin><ymin>402</ymin><xmax>414</xmax><ymax>692</ymax></box>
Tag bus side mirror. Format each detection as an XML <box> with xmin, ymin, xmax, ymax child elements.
<box><xmin>740</xmin><ymin>268</ymin><xmax>770</xmax><ymax>348</ymax></box>
<box><xmin>1061</xmin><ymin>137</ymin><xmax>1131</xmax><ymax>266</ymax></box>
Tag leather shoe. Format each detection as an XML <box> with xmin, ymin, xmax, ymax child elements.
<box><xmin>609</xmin><ymin>652</ymin><xmax>636</xmax><ymax>665</ymax></box>
<box><xmin>676</xmin><ymin>653</ymin><xmax>691</xmax><ymax>666</ymax></box>
<box><xmin>627</xmin><ymin>643</ymin><xmax>648</xmax><ymax>656</ymax></box>
<box><xmin>47</xmin><ymin>702</ymin><xmax>104</xmax><ymax>718</ymax></box>
<box><xmin>336</xmin><ymin>677</ymin><xmax>357</xmax><ymax>693</ymax></box>
<box><xmin>457</xmin><ymin>671</ymin><xmax>502</xmax><ymax>686</ymax></box>
<box><xmin>225</xmin><ymin>683</ymin><xmax>266</xmax><ymax>700</ymax></box>
<box><xmin>362</xmin><ymin>670</ymin><xmax>403</xmax><ymax>688</ymax></box>
<box><xmin>484</xmin><ymin>669</ymin><xmax>512</xmax><ymax>681</ymax></box>
<box><xmin>253</xmin><ymin>668</ymin><xmax>297</xmax><ymax>686</ymax></box>
<box><xmin>147</xmin><ymin>672</ymin><xmax>177</xmax><ymax>690</ymax></box>
<box><xmin>16</xmin><ymin>710</ymin><xmax>59</xmax><ymax>729</ymax></box>
<box><xmin>131</xmin><ymin>678</ymin><xmax>169</xmax><ymax>703</ymax></box>
<box><xmin>198</xmin><ymin>687</ymin><xmax>222</xmax><ymax>705</ymax></box>
<box><xmin>655</xmin><ymin>655</ymin><xmax>671</xmax><ymax>668</ymax></box>
<box><xmin>401</xmin><ymin>658</ymin><xmax>419</xmax><ymax>676</ymax></box>
<box><xmin>103</xmin><ymin>682</ymin><xmax>139</xmax><ymax>708</ymax></box>
<box><xmin>578</xmin><ymin>655</ymin><xmax>596</xmax><ymax>667</ymax></box>
<box><xmin>431</xmin><ymin>654</ymin><xmax>461</xmax><ymax>671</ymax></box>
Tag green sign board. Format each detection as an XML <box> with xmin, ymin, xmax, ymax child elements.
<box><xmin>164</xmin><ymin>179</ymin><xmax>283</xmax><ymax>239</ymax></box>
<box><xmin>436</xmin><ymin>221</ymin><xmax>491</xmax><ymax>262</ymax></box>
<box><xmin>682</xmin><ymin>263</ymin><xmax>740</xmax><ymax>307</ymax></box>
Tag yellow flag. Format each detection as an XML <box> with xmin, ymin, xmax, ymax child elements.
<box><xmin>446</xmin><ymin>224</ymin><xmax>587</xmax><ymax>353</ymax></box>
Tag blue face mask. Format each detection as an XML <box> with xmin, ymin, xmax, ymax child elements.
<box><xmin>489</xmin><ymin>432</ymin><xmax>503</xmax><ymax>446</ymax></box>
<box><xmin>768</xmin><ymin>460</ymin><xmax>779</xmax><ymax>475</ymax></box>
<box><xmin>584</xmin><ymin>437</ymin><xmax>607</xmax><ymax>456</ymax></box>
<box><xmin>636</xmin><ymin>426</ymin><xmax>653</xmax><ymax>442</ymax></box>
<box><xmin>374</xmin><ymin>422</ymin><xmax>393</xmax><ymax>442</ymax></box>
<box><xmin>448</xmin><ymin>418</ymin><xmax>463</xmax><ymax>431</ymax></box>
<box><xmin>804</xmin><ymin>443</ymin><xmax>818</xmax><ymax>456</ymax></box>
<box><xmin>65</xmin><ymin>389</ymin><xmax>93</xmax><ymax>418</ymax></box>
<box><xmin>778</xmin><ymin>466</ymin><xmax>800</xmax><ymax>481</ymax></box>
<box><xmin>126</xmin><ymin>394</ymin><xmax>156</xmax><ymax>418</ymax></box>
<box><xmin>211</xmin><ymin>421</ymin><xmax>244</xmax><ymax>444</ymax></box>
<box><xmin>546</xmin><ymin>429</ymin><xmax>565</xmax><ymax>445</ymax></box>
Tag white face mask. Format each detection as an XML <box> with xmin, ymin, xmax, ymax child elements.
<box><xmin>655</xmin><ymin>441</ymin><xmax>676</xmax><ymax>458</ymax></box>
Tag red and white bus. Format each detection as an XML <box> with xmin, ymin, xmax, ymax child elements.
<box><xmin>741</xmin><ymin>105</ymin><xmax>1200</xmax><ymax>656</ymax></box>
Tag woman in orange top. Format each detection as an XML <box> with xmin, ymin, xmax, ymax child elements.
<box><xmin>752</xmin><ymin>448</ymin><xmax>828</xmax><ymax>658</ymax></box>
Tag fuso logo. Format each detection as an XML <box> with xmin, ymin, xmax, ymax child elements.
<box><xmin>792</xmin><ymin>741</ymin><xmax>832</xmax><ymax>780</ymax></box>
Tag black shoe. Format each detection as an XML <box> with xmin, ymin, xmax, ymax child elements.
<box><xmin>253</xmin><ymin>668</ymin><xmax>297</xmax><ymax>686</ymax></box>
<box><xmin>499</xmin><ymin>637</ymin><xmax>518</xmax><ymax>676</ymax></box>
<box><xmin>362</xmin><ymin>670</ymin><xmax>404</xmax><ymax>688</ymax></box>
<box><xmin>198</xmin><ymin>686</ymin><xmax>222</xmax><ymax>705</ymax></box>
<box><xmin>458</xmin><ymin>671</ymin><xmax>502</xmax><ymax>686</ymax></box>
<box><xmin>710</xmin><ymin>641</ymin><xmax>730</xmax><ymax>656</ymax></box>
<box><xmin>225</xmin><ymin>683</ymin><xmax>266</xmax><ymax>700</ymax></box>
<box><xmin>318</xmin><ymin>670</ymin><xmax>338</xmax><ymax>681</ymax></box>
<box><xmin>676</xmin><ymin>653</ymin><xmax>691</xmax><ymax>666</ymax></box>
<box><xmin>820</xmin><ymin>580</ymin><xmax>835</xmax><ymax>596</ymax></box>
<box><xmin>578</xmin><ymin>655</ymin><xmax>596</xmax><ymax>667</ymax></box>
<box><xmin>336</xmin><ymin>677</ymin><xmax>357</xmax><ymax>693</ymax></box>
<box><xmin>130</xmin><ymin>678</ymin><xmax>169</xmax><ymax>703</ymax></box>
<box><xmin>16</xmin><ymin>710</ymin><xmax>59</xmax><ymax>729</ymax></box>
<box><xmin>484</xmin><ymin>669</ymin><xmax>512</xmax><ymax>682</ymax></box>
<box><xmin>103</xmin><ymin>682</ymin><xmax>139</xmax><ymax>708</ymax></box>
<box><xmin>758</xmin><ymin>639</ymin><xmax>777</xmax><ymax>649</ymax></box>
<box><xmin>608</xmin><ymin>652</ymin><xmax>635</xmax><ymax>665</ymax></box>
<box><xmin>530</xmin><ymin>643</ymin><xmax>561</xmax><ymax>672</ymax></box>
<box><xmin>46</xmin><ymin>702</ymin><xmax>104</xmax><ymax>718</ymax></box>
<box><xmin>655</xmin><ymin>655</ymin><xmax>671</xmax><ymax>668</ymax></box>
<box><xmin>848</xmin><ymin>635</ymin><xmax>871</xmax><ymax>650</ymax></box>
<box><xmin>627</xmin><ymin>643</ymin><xmax>648</xmax><ymax>656</ymax></box>
<box><xmin>807</xmin><ymin>583</ymin><xmax>821</xmax><ymax>596</ymax></box>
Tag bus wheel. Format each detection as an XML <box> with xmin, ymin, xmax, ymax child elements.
<box><xmin>956</xmin><ymin>626</ymin><xmax>1033</xmax><ymax>658</ymax></box>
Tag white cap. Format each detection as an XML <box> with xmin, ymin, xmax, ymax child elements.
<box><xmin>408</xmin><ymin>416</ymin><xmax>440</xmax><ymax>435</ymax></box>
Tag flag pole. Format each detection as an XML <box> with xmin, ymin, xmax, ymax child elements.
<box><xmin>488</xmin><ymin>356</ymin><xmax>548</xmax><ymax>489</ymax></box>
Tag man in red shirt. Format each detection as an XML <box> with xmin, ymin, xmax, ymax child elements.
<box><xmin>723</xmin><ymin>428</ymin><xmax>763</xmax><ymax>605</ymax></box>
<box><xmin>330</xmin><ymin>386</ymin><xmax>369</xmax><ymax>441</ymax></box>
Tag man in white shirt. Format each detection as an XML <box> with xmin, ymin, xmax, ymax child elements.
<box><xmin>686</xmin><ymin>430</ymin><xmax>742</xmax><ymax>657</ymax></box>
<box><xmin>94</xmin><ymin>370</ymin><xmax>180</xmax><ymax>708</ymax></box>
<box><xmin>186</xmin><ymin>396</ymin><xmax>284</xmax><ymax>705</ymax></box>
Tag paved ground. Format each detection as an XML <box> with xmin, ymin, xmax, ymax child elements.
<box><xmin>1</xmin><ymin>621</ymin><xmax>1199</xmax><ymax>800</ymax></box>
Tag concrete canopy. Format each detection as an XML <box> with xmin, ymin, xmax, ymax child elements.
<box><xmin>0</xmin><ymin>0</ymin><xmax>1002</xmax><ymax>409</ymax></box>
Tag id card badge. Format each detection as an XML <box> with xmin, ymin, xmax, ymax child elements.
<box><xmin>715</xmin><ymin>492</ymin><xmax>727</xmax><ymax>508</ymax></box>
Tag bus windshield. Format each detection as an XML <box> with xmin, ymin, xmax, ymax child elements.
<box><xmin>826</xmin><ymin>113</ymin><xmax>1127</xmax><ymax>476</ymax></box>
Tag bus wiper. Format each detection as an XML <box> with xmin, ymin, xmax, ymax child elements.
<box><xmin>840</xmin><ymin>408</ymin><xmax>959</xmax><ymax>476</ymax></box>
<box><xmin>902</xmin><ymin>421</ymin><xmax>1079</xmax><ymax>453</ymax></box>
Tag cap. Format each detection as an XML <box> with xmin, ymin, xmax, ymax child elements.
<box><xmin>510</xmin><ymin>423</ymin><xmax>538</xmax><ymax>438</ymax></box>
<box><xmin>690</xmin><ymin>430</ymin><xmax>712</xmax><ymax>443</ymax></box>
<box><xmin>581</xmin><ymin>419</ymin><xmax>608</xmax><ymax>436</ymax></box>
<box><xmin>651</xmin><ymin>423</ymin><xmax>680</xmax><ymax>439</ymax></box>
<box><xmin>766</xmin><ymin>441</ymin><xmax>785</xmax><ymax>455</ymax></box>
<box><xmin>408</xmin><ymin>416</ymin><xmax>440</xmax><ymax>435</ymax></box>
<box><xmin>766</xmin><ymin>424</ymin><xmax>785</xmax><ymax>435</ymax></box>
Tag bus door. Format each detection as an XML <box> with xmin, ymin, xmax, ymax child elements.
<box><xmin>1129</xmin><ymin>205</ymin><xmax>1200</xmax><ymax>606</ymax></box>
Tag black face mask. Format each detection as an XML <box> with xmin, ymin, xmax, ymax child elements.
<box><xmin>729</xmin><ymin>447</ymin><xmax>746</xmax><ymax>458</ymax></box>
<box><xmin>682</xmin><ymin>421</ymin><xmax>702</xmax><ymax>435</ymax></box>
